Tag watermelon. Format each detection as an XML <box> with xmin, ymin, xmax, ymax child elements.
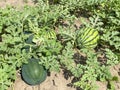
<box><xmin>21</xmin><ymin>58</ymin><xmax>47</xmax><ymax>85</ymax></box>
<box><xmin>44</xmin><ymin>30</ymin><xmax>56</xmax><ymax>39</ymax></box>
<box><xmin>77</xmin><ymin>28</ymin><xmax>100</xmax><ymax>48</ymax></box>
<box><xmin>32</xmin><ymin>30</ymin><xmax>56</xmax><ymax>45</ymax></box>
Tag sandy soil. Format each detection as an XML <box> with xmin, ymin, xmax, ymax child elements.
<box><xmin>8</xmin><ymin>70</ymin><xmax>76</xmax><ymax>90</ymax></box>
<box><xmin>0</xmin><ymin>0</ymin><xmax>34</xmax><ymax>8</ymax></box>
<box><xmin>7</xmin><ymin>65</ymin><xmax>120</xmax><ymax>90</ymax></box>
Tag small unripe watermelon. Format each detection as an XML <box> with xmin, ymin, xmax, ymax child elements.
<box><xmin>44</xmin><ymin>30</ymin><xmax>56</xmax><ymax>39</ymax></box>
<box><xmin>21</xmin><ymin>58</ymin><xmax>47</xmax><ymax>85</ymax></box>
<box><xmin>32</xmin><ymin>30</ymin><xmax>56</xmax><ymax>45</ymax></box>
<box><xmin>77</xmin><ymin>28</ymin><xmax>100</xmax><ymax>48</ymax></box>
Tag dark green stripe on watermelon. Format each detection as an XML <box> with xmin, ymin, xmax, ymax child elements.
<box><xmin>84</xmin><ymin>42</ymin><xmax>98</xmax><ymax>48</ymax></box>
<box><xmin>21</xmin><ymin>58</ymin><xmax>47</xmax><ymax>85</ymax></box>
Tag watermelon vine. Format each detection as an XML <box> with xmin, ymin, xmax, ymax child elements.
<box><xmin>0</xmin><ymin>0</ymin><xmax>120</xmax><ymax>90</ymax></box>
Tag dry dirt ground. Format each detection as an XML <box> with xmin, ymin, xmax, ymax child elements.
<box><xmin>8</xmin><ymin>70</ymin><xmax>76</xmax><ymax>90</ymax></box>
<box><xmin>0</xmin><ymin>0</ymin><xmax>34</xmax><ymax>8</ymax></box>
<box><xmin>1</xmin><ymin>0</ymin><xmax>120</xmax><ymax>90</ymax></box>
<box><xmin>7</xmin><ymin>65</ymin><xmax>120</xmax><ymax>90</ymax></box>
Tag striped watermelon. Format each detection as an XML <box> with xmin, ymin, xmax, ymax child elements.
<box><xmin>77</xmin><ymin>28</ymin><xmax>100</xmax><ymax>48</ymax></box>
<box><xmin>44</xmin><ymin>30</ymin><xmax>56</xmax><ymax>39</ymax></box>
<box><xmin>33</xmin><ymin>30</ymin><xmax>56</xmax><ymax>45</ymax></box>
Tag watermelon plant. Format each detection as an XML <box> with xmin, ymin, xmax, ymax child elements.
<box><xmin>0</xmin><ymin>0</ymin><xmax>120</xmax><ymax>90</ymax></box>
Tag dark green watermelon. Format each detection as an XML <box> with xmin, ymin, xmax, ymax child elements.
<box><xmin>21</xmin><ymin>58</ymin><xmax>47</xmax><ymax>85</ymax></box>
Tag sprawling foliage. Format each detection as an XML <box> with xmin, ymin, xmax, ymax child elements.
<box><xmin>0</xmin><ymin>0</ymin><xmax>120</xmax><ymax>90</ymax></box>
